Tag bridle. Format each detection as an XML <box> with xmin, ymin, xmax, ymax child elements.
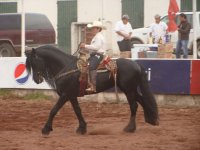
<box><xmin>35</xmin><ymin>71</ymin><xmax>44</xmax><ymax>83</ymax></box>
<box><xmin>34</xmin><ymin>43</ymin><xmax>83</xmax><ymax>83</ymax></box>
<box><xmin>35</xmin><ymin>62</ymin><xmax>80</xmax><ymax>83</ymax></box>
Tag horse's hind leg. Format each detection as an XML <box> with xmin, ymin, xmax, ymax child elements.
<box><xmin>124</xmin><ymin>90</ymin><xmax>138</xmax><ymax>133</ymax></box>
<box><xmin>42</xmin><ymin>95</ymin><xmax>68</xmax><ymax>135</ymax></box>
<box><xmin>70</xmin><ymin>97</ymin><xmax>87</xmax><ymax>134</ymax></box>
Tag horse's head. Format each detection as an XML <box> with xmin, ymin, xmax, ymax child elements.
<box><xmin>25</xmin><ymin>48</ymin><xmax>46</xmax><ymax>84</ymax></box>
<box><xmin>25</xmin><ymin>45</ymin><xmax>78</xmax><ymax>87</ymax></box>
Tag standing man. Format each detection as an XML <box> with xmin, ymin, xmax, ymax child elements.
<box><xmin>80</xmin><ymin>21</ymin><xmax>106</xmax><ymax>93</ymax></box>
<box><xmin>149</xmin><ymin>14</ymin><xmax>168</xmax><ymax>44</ymax></box>
<box><xmin>114</xmin><ymin>14</ymin><xmax>133</xmax><ymax>58</ymax></box>
<box><xmin>176</xmin><ymin>13</ymin><xmax>191</xmax><ymax>59</ymax></box>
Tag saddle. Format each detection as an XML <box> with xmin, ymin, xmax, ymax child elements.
<box><xmin>77</xmin><ymin>53</ymin><xmax>117</xmax><ymax>96</ymax></box>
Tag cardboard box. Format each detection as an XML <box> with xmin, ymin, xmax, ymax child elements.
<box><xmin>158</xmin><ymin>43</ymin><xmax>173</xmax><ymax>53</ymax></box>
<box><xmin>157</xmin><ymin>43</ymin><xmax>173</xmax><ymax>58</ymax></box>
<box><xmin>138</xmin><ymin>51</ymin><xmax>147</xmax><ymax>58</ymax></box>
<box><xmin>157</xmin><ymin>53</ymin><xmax>173</xmax><ymax>58</ymax></box>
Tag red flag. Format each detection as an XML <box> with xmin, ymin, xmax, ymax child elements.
<box><xmin>168</xmin><ymin>0</ymin><xmax>179</xmax><ymax>32</ymax></box>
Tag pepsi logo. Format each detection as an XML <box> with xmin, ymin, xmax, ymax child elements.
<box><xmin>14</xmin><ymin>63</ymin><xmax>29</xmax><ymax>84</ymax></box>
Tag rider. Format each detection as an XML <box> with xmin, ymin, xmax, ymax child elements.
<box><xmin>80</xmin><ymin>21</ymin><xmax>106</xmax><ymax>93</ymax></box>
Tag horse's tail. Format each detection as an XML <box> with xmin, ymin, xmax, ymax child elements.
<box><xmin>137</xmin><ymin>65</ymin><xmax>159</xmax><ymax>126</ymax></box>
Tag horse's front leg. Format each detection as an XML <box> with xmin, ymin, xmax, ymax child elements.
<box><xmin>42</xmin><ymin>95</ymin><xmax>68</xmax><ymax>135</ymax></box>
<box><xmin>70</xmin><ymin>97</ymin><xmax>87</xmax><ymax>135</ymax></box>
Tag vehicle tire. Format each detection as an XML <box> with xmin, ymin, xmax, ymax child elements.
<box><xmin>197</xmin><ymin>41</ymin><xmax>200</xmax><ymax>59</ymax></box>
<box><xmin>0</xmin><ymin>43</ymin><xmax>16</xmax><ymax>57</ymax></box>
<box><xmin>131</xmin><ymin>39</ymin><xmax>143</xmax><ymax>48</ymax></box>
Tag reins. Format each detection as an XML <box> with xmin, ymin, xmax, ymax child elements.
<box><xmin>52</xmin><ymin>43</ymin><xmax>82</xmax><ymax>81</ymax></box>
<box><xmin>50</xmin><ymin>44</ymin><xmax>82</xmax><ymax>81</ymax></box>
<box><xmin>40</xmin><ymin>67</ymin><xmax>79</xmax><ymax>89</ymax></box>
<box><xmin>40</xmin><ymin>57</ymin><xmax>80</xmax><ymax>83</ymax></box>
<box><xmin>54</xmin><ymin>69</ymin><xmax>80</xmax><ymax>81</ymax></box>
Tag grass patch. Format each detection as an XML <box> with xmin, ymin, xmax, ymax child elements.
<box><xmin>0</xmin><ymin>89</ymin><xmax>17</xmax><ymax>99</ymax></box>
<box><xmin>0</xmin><ymin>89</ymin><xmax>52</xmax><ymax>100</ymax></box>
<box><xmin>0</xmin><ymin>89</ymin><xmax>12</xmax><ymax>97</ymax></box>
<box><xmin>22</xmin><ymin>92</ymin><xmax>52</xmax><ymax>100</ymax></box>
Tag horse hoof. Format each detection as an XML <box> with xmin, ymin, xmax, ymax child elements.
<box><xmin>42</xmin><ymin>127</ymin><xmax>52</xmax><ymax>136</ymax></box>
<box><xmin>76</xmin><ymin>127</ymin><xmax>87</xmax><ymax>135</ymax></box>
<box><xmin>146</xmin><ymin>119</ymin><xmax>159</xmax><ymax>126</ymax></box>
<box><xmin>154</xmin><ymin>120</ymin><xmax>159</xmax><ymax>126</ymax></box>
<box><xmin>123</xmin><ymin>125</ymin><xmax>136</xmax><ymax>133</ymax></box>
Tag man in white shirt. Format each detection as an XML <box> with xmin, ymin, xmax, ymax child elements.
<box><xmin>149</xmin><ymin>14</ymin><xmax>168</xmax><ymax>44</ymax></box>
<box><xmin>80</xmin><ymin>21</ymin><xmax>106</xmax><ymax>92</ymax></box>
<box><xmin>114</xmin><ymin>14</ymin><xmax>133</xmax><ymax>58</ymax></box>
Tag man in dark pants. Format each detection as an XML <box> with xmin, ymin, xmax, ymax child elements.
<box><xmin>176</xmin><ymin>13</ymin><xmax>191</xmax><ymax>59</ymax></box>
<box><xmin>80</xmin><ymin>21</ymin><xmax>106</xmax><ymax>92</ymax></box>
<box><xmin>114</xmin><ymin>14</ymin><xmax>133</xmax><ymax>58</ymax></box>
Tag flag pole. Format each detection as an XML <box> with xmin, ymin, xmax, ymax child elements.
<box><xmin>21</xmin><ymin>0</ymin><xmax>25</xmax><ymax>57</ymax></box>
<box><xmin>193</xmin><ymin>0</ymin><xmax>197</xmax><ymax>59</ymax></box>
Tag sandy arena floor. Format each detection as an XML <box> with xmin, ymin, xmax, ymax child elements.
<box><xmin>0</xmin><ymin>98</ymin><xmax>200</xmax><ymax>150</ymax></box>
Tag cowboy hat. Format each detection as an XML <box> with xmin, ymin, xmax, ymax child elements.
<box><xmin>87</xmin><ymin>21</ymin><xmax>106</xmax><ymax>30</ymax></box>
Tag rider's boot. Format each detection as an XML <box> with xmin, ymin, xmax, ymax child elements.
<box><xmin>86</xmin><ymin>70</ymin><xmax>97</xmax><ymax>93</ymax></box>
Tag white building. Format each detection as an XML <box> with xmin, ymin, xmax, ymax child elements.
<box><xmin>1</xmin><ymin>0</ymin><xmax>195</xmax><ymax>55</ymax></box>
<box><xmin>73</xmin><ymin>0</ymin><xmax>182</xmax><ymax>55</ymax></box>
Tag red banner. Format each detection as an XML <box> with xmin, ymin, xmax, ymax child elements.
<box><xmin>168</xmin><ymin>0</ymin><xmax>179</xmax><ymax>32</ymax></box>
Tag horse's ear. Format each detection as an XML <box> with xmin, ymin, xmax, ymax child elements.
<box><xmin>31</xmin><ymin>48</ymin><xmax>38</xmax><ymax>58</ymax></box>
<box><xmin>25</xmin><ymin>50</ymin><xmax>32</xmax><ymax>57</ymax></box>
<box><xmin>25</xmin><ymin>48</ymin><xmax>36</xmax><ymax>57</ymax></box>
<box><xmin>32</xmin><ymin>48</ymin><xmax>36</xmax><ymax>55</ymax></box>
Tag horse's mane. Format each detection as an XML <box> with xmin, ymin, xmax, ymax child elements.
<box><xmin>25</xmin><ymin>45</ymin><xmax>78</xmax><ymax>88</ymax></box>
<box><xmin>35</xmin><ymin>45</ymin><xmax>78</xmax><ymax>64</ymax></box>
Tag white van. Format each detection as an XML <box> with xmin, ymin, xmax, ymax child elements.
<box><xmin>131</xmin><ymin>12</ymin><xmax>200</xmax><ymax>58</ymax></box>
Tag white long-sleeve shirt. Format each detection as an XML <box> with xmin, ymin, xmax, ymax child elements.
<box><xmin>85</xmin><ymin>32</ymin><xmax>106</xmax><ymax>54</ymax></box>
<box><xmin>149</xmin><ymin>21</ymin><xmax>168</xmax><ymax>43</ymax></box>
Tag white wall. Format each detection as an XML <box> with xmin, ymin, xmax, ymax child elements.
<box><xmin>78</xmin><ymin>0</ymin><xmax>121</xmax><ymax>23</ymax></box>
<box><xmin>78</xmin><ymin>0</ymin><xmax>121</xmax><ymax>55</ymax></box>
<box><xmin>144</xmin><ymin>0</ymin><xmax>181</xmax><ymax>27</ymax></box>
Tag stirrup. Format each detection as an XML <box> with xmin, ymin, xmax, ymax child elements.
<box><xmin>86</xmin><ymin>86</ymin><xmax>96</xmax><ymax>93</ymax></box>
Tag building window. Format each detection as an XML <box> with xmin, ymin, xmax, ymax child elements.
<box><xmin>181</xmin><ymin>0</ymin><xmax>200</xmax><ymax>11</ymax></box>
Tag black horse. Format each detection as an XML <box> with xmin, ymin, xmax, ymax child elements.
<box><xmin>25</xmin><ymin>45</ymin><xmax>158</xmax><ymax>135</ymax></box>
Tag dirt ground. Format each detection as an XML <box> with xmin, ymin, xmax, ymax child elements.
<box><xmin>0</xmin><ymin>98</ymin><xmax>200</xmax><ymax>150</ymax></box>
